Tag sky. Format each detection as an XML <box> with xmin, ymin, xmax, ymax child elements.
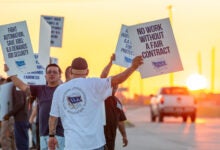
<box><xmin>0</xmin><ymin>0</ymin><xmax>220</xmax><ymax>97</ymax></box>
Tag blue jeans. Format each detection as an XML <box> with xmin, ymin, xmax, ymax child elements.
<box><xmin>31</xmin><ymin>123</ymin><xmax>37</xmax><ymax>146</ymax></box>
<box><xmin>40</xmin><ymin>135</ymin><xmax>65</xmax><ymax>150</ymax></box>
<box><xmin>14</xmin><ymin>121</ymin><xmax>29</xmax><ymax>150</ymax></box>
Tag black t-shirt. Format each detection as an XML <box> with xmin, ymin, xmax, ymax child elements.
<box><xmin>104</xmin><ymin>96</ymin><xmax>126</xmax><ymax>142</ymax></box>
<box><xmin>7</xmin><ymin>86</ymin><xmax>28</xmax><ymax>122</ymax></box>
<box><xmin>30</xmin><ymin>85</ymin><xmax>64</xmax><ymax>137</ymax></box>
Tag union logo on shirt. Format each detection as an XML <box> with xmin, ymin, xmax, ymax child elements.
<box><xmin>67</xmin><ymin>96</ymin><xmax>82</xmax><ymax>104</ymax></box>
<box><xmin>63</xmin><ymin>87</ymin><xmax>86</xmax><ymax>114</ymax></box>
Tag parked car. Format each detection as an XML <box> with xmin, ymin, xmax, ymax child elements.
<box><xmin>150</xmin><ymin>86</ymin><xmax>196</xmax><ymax>123</ymax></box>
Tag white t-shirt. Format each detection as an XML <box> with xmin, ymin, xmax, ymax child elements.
<box><xmin>50</xmin><ymin>77</ymin><xmax>112</xmax><ymax>150</ymax></box>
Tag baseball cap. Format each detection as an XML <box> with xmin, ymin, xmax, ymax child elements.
<box><xmin>71</xmin><ymin>57</ymin><xmax>88</xmax><ymax>75</ymax></box>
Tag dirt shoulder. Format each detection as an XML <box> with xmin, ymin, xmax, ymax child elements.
<box><xmin>124</xmin><ymin>104</ymin><xmax>220</xmax><ymax>118</ymax></box>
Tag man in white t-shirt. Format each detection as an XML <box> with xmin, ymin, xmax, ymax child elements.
<box><xmin>48</xmin><ymin>56</ymin><xmax>143</xmax><ymax>150</ymax></box>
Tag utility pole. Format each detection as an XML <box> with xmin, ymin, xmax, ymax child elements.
<box><xmin>211</xmin><ymin>47</ymin><xmax>215</xmax><ymax>93</ymax></box>
<box><xmin>167</xmin><ymin>5</ymin><xmax>174</xmax><ymax>86</ymax></box>
<box><xmin>198</xmin><ymin>51</ymin><xmax>202</xmax><ymax>74</ymax></box>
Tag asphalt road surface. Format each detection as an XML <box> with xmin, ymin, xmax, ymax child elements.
<box><xmin>1</xmin><ymin>106</ymin><xmax>219</xmax><ymax>150</ymax></box>
<box><xmin>115</xmin><ymin>106</ymin><xmax>220</xmax><ymax>150</ymax></box>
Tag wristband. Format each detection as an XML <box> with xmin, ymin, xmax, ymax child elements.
<box><xmin>49</xmin><ymin>134</ymin><xmax>55</xmax><ymax>137</ymax></box>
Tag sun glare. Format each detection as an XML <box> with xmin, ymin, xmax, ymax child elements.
<box><xmin>186</xmin><ymin>73</ymin><xmax>208</xmax><ymax>91</ymax></box>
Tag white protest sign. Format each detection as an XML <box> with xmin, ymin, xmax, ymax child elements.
<box><xmin>50</xmin><ymin>56</ymin><xmax>58</xmax><ymax>64</ymax></box>
<box><xmin>41</xmin><ymin>15</ymin><xmax>64</xmax><ymax>47</ymax></box>
<box><xmin>0</xmin><ymin>21</ymin><xmax>37</xmax><ymax>76</ymax></box>
<box><xmin>127</xmin><ymin>18</ymin><xmax>183</xmax><ymax>78</ymax></box>
<box><xmin>38</xmin><ymin>17</ymin><xmax>51</xmax><ymax>68</ymax></box>
<box><xmin>18</xmin><ymin>55</ymin><xmax>58</xmax><ymax>85</ymax></box>
<box><xmin>113</xmin><ymin>24</ymin><xmax>135</xmax><ymax>68</ymax></box>
<box><xmin>18</xmin><ymin>54</ymin><xmax>46</xmax><ymax>85</ymax></box>
<box><xmin>0</xmin><ymin>82</ymin><xmax>13</xmax><ymax>121</ymax></box>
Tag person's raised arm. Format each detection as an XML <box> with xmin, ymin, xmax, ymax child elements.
<box><xmin>100</xmin><ymin>54</ymin><xmax>115</xmax><ymax>78</ymax></box>
<box><xmin>4</xmin><ymin>64</ymin><xmax>29</xmax><ymax>93</ymax></box>
<box><xmin>111</xmin><ymin>55</ymin><xmax>143</xmax><ymax>87</ymax></box>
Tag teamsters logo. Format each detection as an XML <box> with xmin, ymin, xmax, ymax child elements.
<box><xmin>152</xmin><ymin>59</ymin><xmax>167</xmax><ymax>72</ymax></box>
<box><xmin>15</xmin><ymin>59</ymin><xmax>26</xmax><ymax>69</ymax></box>
<box><xmin>67</xmin><ymin>96</ymin><xmax>82</xmax><ymax>104</ymax></box>
<box><xmin>63</xmin><ymin>87</ymin><xmax>86</xmax><ymax>114</ymax></box>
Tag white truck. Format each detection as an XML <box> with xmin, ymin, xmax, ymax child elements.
<box><xmin>150</xmin><ymin>86</ymin><xmax>197</xmax><ymax>123</ymax></box>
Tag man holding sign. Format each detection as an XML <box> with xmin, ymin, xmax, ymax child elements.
<box><xmin>48</xmin><ymin>56</ymin><xmax>143</xmax><ymax>150</ymax></box>
<box><xmin>100</xmin><ymin>54</ymin><xmax>128</xmax><ymax>150</ymax></box>
<box><xmin>4</xmin><ymin>63</ymin><xmax>65</xmax><ymax>150</ymax></box>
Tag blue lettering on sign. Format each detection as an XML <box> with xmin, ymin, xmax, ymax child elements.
<box><xmin>27</xmin><ymin>82</ymin><xmax>35</xmax><ymax>85</ymax></box>
<box><xmin>124</xmin><ymin>56</ymin><xmax>132</xmax><ymax>63</ymax></box>
<box><xmin>152</xmin><ymin>60</ymin><xmax>167</xmax><ymax>68</ymax></box>
<box><xmin>15</xmin><ymin>60</ymin><xmax>25</xmax><ymax>67</ymax></box>
<box><xmin>67</xmin><ymin>96</ymin><xmax>82</xmax><ymax>104</ymax></box>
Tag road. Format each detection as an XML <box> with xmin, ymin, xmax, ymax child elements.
<box><xmin>115</xmin><ymin>106</ymin><xmax>220</xmax><ymax>150</ymax></box>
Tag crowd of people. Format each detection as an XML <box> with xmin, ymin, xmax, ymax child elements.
<box><xmin>0</xmin><ymin>77</ymin><xmax>38</xmax><ymax>150</ymax></box>
<box><xmin>0</xmin><ymin>54</ymin><xmax>143</xmax><ymax>150</ymax></box>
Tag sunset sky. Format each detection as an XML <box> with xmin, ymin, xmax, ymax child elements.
<box><xmin>0</xmin><ymin>0</ymin><xmax>219</xmax><ymax>97</ymax></box>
